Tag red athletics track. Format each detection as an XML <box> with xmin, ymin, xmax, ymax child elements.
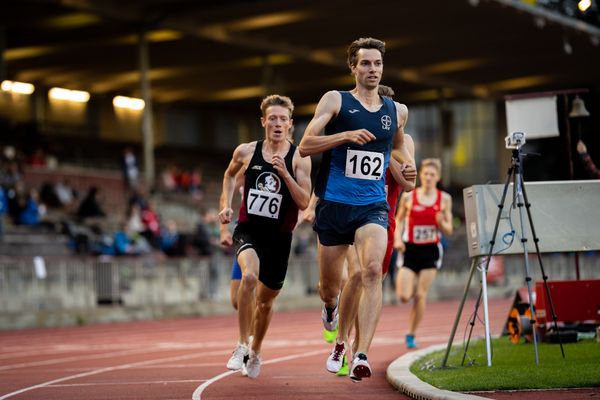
<box><xmin>0</xmin><ymin>298</ymin><xmax>512</xmax><ymax>400</ymax></box>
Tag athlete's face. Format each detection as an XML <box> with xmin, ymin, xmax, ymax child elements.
<box><xmin>351</xmin><ymin>48</ymin><xmax>383</xmax><ymax>90</ymax></box>
<box><xmin>419</xmin><ymin>166</ymin><xmax>440</xmax><ymax>189</ymax></box>
<box><xmin>261</xmin><ymin>105</ymin><xmax>293</xmax><ymax>143</ymax></box>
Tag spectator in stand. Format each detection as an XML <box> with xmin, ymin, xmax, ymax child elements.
<box><xmin>120</xmin><ymin>147</ymin><xmax>140</xmax><ymax>192</ymax></box>
<box><xmin>39</xmin><ymin>181</ymin><xmax>62</xmax><ymax>209</ymax></box>
<box><xmin>141</xmin><ymin>200</ymin><xmax>161</xmax><ymax>247</ymax></box>
<box><xmin>113</xmin><ymin>220</ymin><xmax>152</xmax><ymax>256</ymax></box>
<box><xmin>19</xmin><ymin>188</ymin><xmax>44</xmax><ymax>226</ymax></box>
<box><xmin>126</xmin><ymin>203</ymin><xmax>145</xmax><ymax>234</ymax></box>
<box><xmin>189</xmin><ymin>167</ymin><xmax>204</xmax><ymax>199</ymax></box>
<box><xmin>77</xmin><ymin>186</ymin><xmax>106</xmax><ymax>219</ymax></box>
<box><xmin>178</xmin><ymin>169</ymin><xmax>191</xmax><ymax>192</ymax></box>
<box><xmin>577</xmin><ymin>140</ymin><xmax>600</xmax><ymax>179</ymax></box>
<box><xmin>26</xmin><ymin>147</ymin><xmax>47</xmax><ymax>167</ymax></box>
<box><xmin>54</xmin><ymin>179</ymin><xmax>77</xmax><ymax>211</ymax></box>
<box><xmin>160</xmin><ymin>219</ymin><xmax>185</xmax><ymax>256</ymax></box>
<box><xmin>160</xmin><ymin>165</ymin><xmax>178</xmax><ymax>192</ymax></box>
<box><xmin>0</xmin><ymin>186</ymin><xmax>7</xmax><ymax>240</ymax></box>
<box><xmin>194</xmin><ymin>209</ymin><xmax>218</xmax><ymax>256</ymax></box>
<box><xmin>0</xmin><ymin>159</ymin><xmax>22</xmax><ymax>191</ymax></box>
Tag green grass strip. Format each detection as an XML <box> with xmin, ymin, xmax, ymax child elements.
<box><xmin>410</xmin><ymin>337</ymin><xmax>600</xmax><ymax>391</ymax></box>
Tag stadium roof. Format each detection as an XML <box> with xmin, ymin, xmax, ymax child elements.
<box><xmin>3</xmin><ymin>0</ymin><xmax>600</xmax><ymax>114</ymax></box>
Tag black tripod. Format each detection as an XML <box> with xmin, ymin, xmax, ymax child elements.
<box><xmin>442</xmin><ymin>147</ymin><xmax>565</xmax><ymax>367</ymax></box>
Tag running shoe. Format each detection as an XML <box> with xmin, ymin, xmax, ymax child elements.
<box><xmin>349</xmin><ymin>352</ymin><xmax>371</xmax><ymax>382</ymax></box>
<box><xmin>321</xmin><ymin>303</ymin><xmax>339</xmax><ymax>331</ymax></box>
<box><xmin>322</xmin><ymin>327</ymin><xmax>338</xmax><ymax>344</ymax></box>
<box><xmin>226</xmin><ymin>343</ymin><xmax>249</xmax><ymax>370</ymax></box>
<box><xmin>241</xmin><ymin>354</ymin><xmax>250</xmax><ymax>376</ymax></box>
<box><xmin>245</xmin><ymin>352</ymin><xmax>262</xmax><ymax>379</ymax></box>
<box><xmin>406</xmin><ymin>334</ymin><xmax>417</xmax><ymax>349</ymax></box>
<box><xmin>240</xmin><ymin>336</ymin><xmax>253</xmax><ymax>376</ymax></box>
<box><xmin>326</xmin><ymin>341</ymin><xmax>346</xmax><ymax>373</ymax></box>
<box><xmin>336</xmin><ymin>354</ymin><xmax>349</xmax><ymax>376</ymax></box>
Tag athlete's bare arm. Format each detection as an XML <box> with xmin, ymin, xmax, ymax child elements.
<box><xmin>394</xmin><ymin>191</ymin><xmax>411</xmax><ymax>252</ymax></box>
<box><xmin>389</xmin><ymin>134</ymin><xmax>416</xmax><ymax>192</ymax></box>
<box><xmin>218</xmin><ymin>142</ymin><xmax>256</xmax><ymax>225</ymax></box>
<box><xmin>391</xmin><ymin>102</ymin><xmax>417</xmax><ymax>185</ymax></box>
<box><xmin>299</xmin><ymin>91</ymin><xmax>376</xmax><ymax>157</ymax></box>
<box><xmin>436</xmin><ymin>193</ymin><xmax>454</xmax><ymax>236</ymax></box>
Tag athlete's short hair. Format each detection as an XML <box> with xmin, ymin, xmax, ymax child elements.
<box><xmin>347</xmin><ymin>37</ymin><xmax>386</xmax><ymax>69</ymax></box>
<box><xmin>260</xmin><ymin>94</ymin><xmax>294</xmax><ymax>117</ymax></box>
<box><xmin>421</xmin><ymin>158</ymin><xmax>442</xmax><ymax>174</ymax></box>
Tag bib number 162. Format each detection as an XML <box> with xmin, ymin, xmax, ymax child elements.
<box><xmin>345</xmin><ymin>149</ymin><xmax>383</xmax><ymax>180</ymax></box>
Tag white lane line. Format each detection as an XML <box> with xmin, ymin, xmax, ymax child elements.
<box><xmin>48</xmin><ymin>380</ymin><xmax>203</xmax><ymax>387</ymax></box>
<box><xmin>0</xmin><ymin>347</ymin><xmax>170</xmax><ymax>371</ymax></box>
<box><xmin>0</xmin><ymin>340</ymin><xmax>239</xmax><ymax>363</ymax></box>
<box><xmin>0</xmin><ymin>349</ymin><xmax>227</xmax><ymax>400</ymax></box>
<box><xmin>0</xmin><ymin>340</ymin><xmax>239</xmax><ymax>371</ymax></box>
<box><xmin>192</xmin><ymin>349</ymin><xmax>325</xmax><ymax>400</ymax></box>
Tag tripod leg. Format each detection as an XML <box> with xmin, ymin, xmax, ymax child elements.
<box><xmin>519</xmin><ymin>178</ymin><xmax>565</xmax><ymax>358</ymax></box>
<box><xmin>514</xmin><ymin>171</ymin><xmax>540</xmax><ymax>365</ymax></box>
<box><xmin>480</xmin><ymin>258</ymin><xmax>493</xmax><ymax>367</ymax></box>
<box><xmin>458</xmin><ymin>165</ymin><xmax>515</xmax><ymax>367</ymax></box>
<box><xmin>461</xmin><ymin>287</ymin><xmax>482</xmax><ymax>366</ymax></box>
<box><xmin>441</xmin><ymin>257</ymin><xmax>478</xmax><ymax>367</ymax></box>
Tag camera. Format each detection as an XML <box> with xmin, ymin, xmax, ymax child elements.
<box><xmin>505</xmin><ymin>131</ymin><xmax>526</xmax><ymax>149</ymax></box>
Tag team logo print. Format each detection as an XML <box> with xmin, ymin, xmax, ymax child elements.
<box><xmin>381</xmin><ymin>115</ymin><xmax>392</xmax><ymax>130</ymax></box>
<box><xmin>256</xmin><ymin>172</ymin><xmax>281</xmax><ymax>193</ymax></box>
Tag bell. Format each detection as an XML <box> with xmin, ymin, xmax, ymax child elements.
<box><xmin>569</xmin><ymin>95</ymin><xmax>590</xmax><ymax>118</ymax></box>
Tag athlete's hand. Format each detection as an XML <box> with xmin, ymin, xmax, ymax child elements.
<box><xmin>272</xmin><ymin>154</ymin><xmax>289</xmax><ymax>178</ymax></box>
<box><xmin>436</xmin><ymin>210</ymin><xmax>447</xmax><ymax>226</ymax></box>
<box><xmin>345</xmin><ymin>129</ymin><xmax>376</xmax><ymax>145</ymax></box>
<box><xmin>218</xmin><ymin>207</ymin><xmax>234</xmax><ymax>224</ymax></box>
<box><xmin>220</xmin><ymin>228</ymin><xmax>233</xmax><ymax>247</ymax></box>
<box><xmin>401</xmin><ymin>163</ymin><xmax>417</xmax><ymax>181</ymax></box>
<box><xmin>299</xmin><ymin>207</ymin><xmax>316</xmax><ymax>224</ymax></box>
<box><xmin>395</xmin><ymin>239</ymin><xmax>406</xmax><ymax>253</ymax></box>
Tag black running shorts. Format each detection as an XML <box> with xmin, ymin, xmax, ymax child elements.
<box><xmin>232</xmin><ymin>222</ymin><xmax>292</xmax><ymax>290</ymax></box>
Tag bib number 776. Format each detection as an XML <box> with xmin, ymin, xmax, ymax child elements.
<box><xmin>247</xmin><ymin>188</ymin><xmax>282</xmax><ymax>219</ymax></box>
<box><xmin>345</xmin><ymin>149</ymin><xmax>384</xmax><ymax>180</ymax></box>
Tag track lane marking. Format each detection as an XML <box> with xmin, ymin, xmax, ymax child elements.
<box><xmin>0</xmin><ymin>349</ymin><xmax>228</xmax><ymax>399</ymax></box>
<box><xmin>192</xmin><ymin>349</ymin><xmax>325</xmax><ymax>400</ymax></box>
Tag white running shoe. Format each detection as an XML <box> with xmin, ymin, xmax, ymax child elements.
<box><xmin>321</xmin><ymin>303</ymin><xmax>339</xmax><ymax>332</ymax></box>
<box><xmin>245</xmin><ymin>352</ymin><xmax>262</xmax><ymax>379</ymax></box>
<box><xmin>326</xmin><ymin>341</ymin><xmax>346</xmax><ymax>373</ymax></box>
<box><xmin>226</xmin><ymin>343</ymin><xmax>249</xmax><ymax>370</ymax></box>
<box><xmin>349</xmin><ymin>352</ymin><xmax>372</xmax><ymax>382</ymax></box>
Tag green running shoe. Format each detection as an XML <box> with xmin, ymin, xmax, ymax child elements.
<box><xmin>336</xmin><ymin>354</ymin><xmax>349</xmax><ymax>376</ymax></box>
<box><xmin>323</xmin><ymin>327</ymin><xmax>338</xmax><ymax>343</ymax></box>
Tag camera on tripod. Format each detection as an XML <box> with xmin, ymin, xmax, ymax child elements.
<box><xmin>505</xmin><ymin>131</ymin><xmax>526</xmax><ymax>149</ymax></box>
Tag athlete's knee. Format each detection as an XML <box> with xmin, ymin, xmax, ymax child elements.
<box><xmin>414</xmin><ymin>290</ymin><xmax>428</xmax><ymax>303</ymax></box>
<box><xmin>241</xmin><ymin>272</ymin><xmax>258</xmax><ymax>291</ymax></box>
<box><xmin>398</xmin><ymin>293</ymin><xmax>412</xmax><ymax>303</ymax></box>
<box><xmin>256</xmin><ymin>298</ymin><xmax>274</xmax><ymax>314</ymax></box>
<box><xmin>361</xmin><ymin>261</ymin><xmax>382</xmax><ymax>287</ymax></box>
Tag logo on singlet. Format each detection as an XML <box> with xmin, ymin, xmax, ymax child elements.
<box><xmin>381</xmin><ymin>115</ymin><xmax>392</xmax><ymax>130</ymax></box>
<box><xmin>251</xmin><ymin>165</ymin><xmax>262</xmax><ymax>170</ymax></box>
<box><xmin>256</xmin><ymin>172</ymin><xmax>280</xmax><ymax>193</ymax></box>
<box><xmin>349</xmin><ymin>109</ymin><xmax>360</xmax><ymax>114</ymax></box>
